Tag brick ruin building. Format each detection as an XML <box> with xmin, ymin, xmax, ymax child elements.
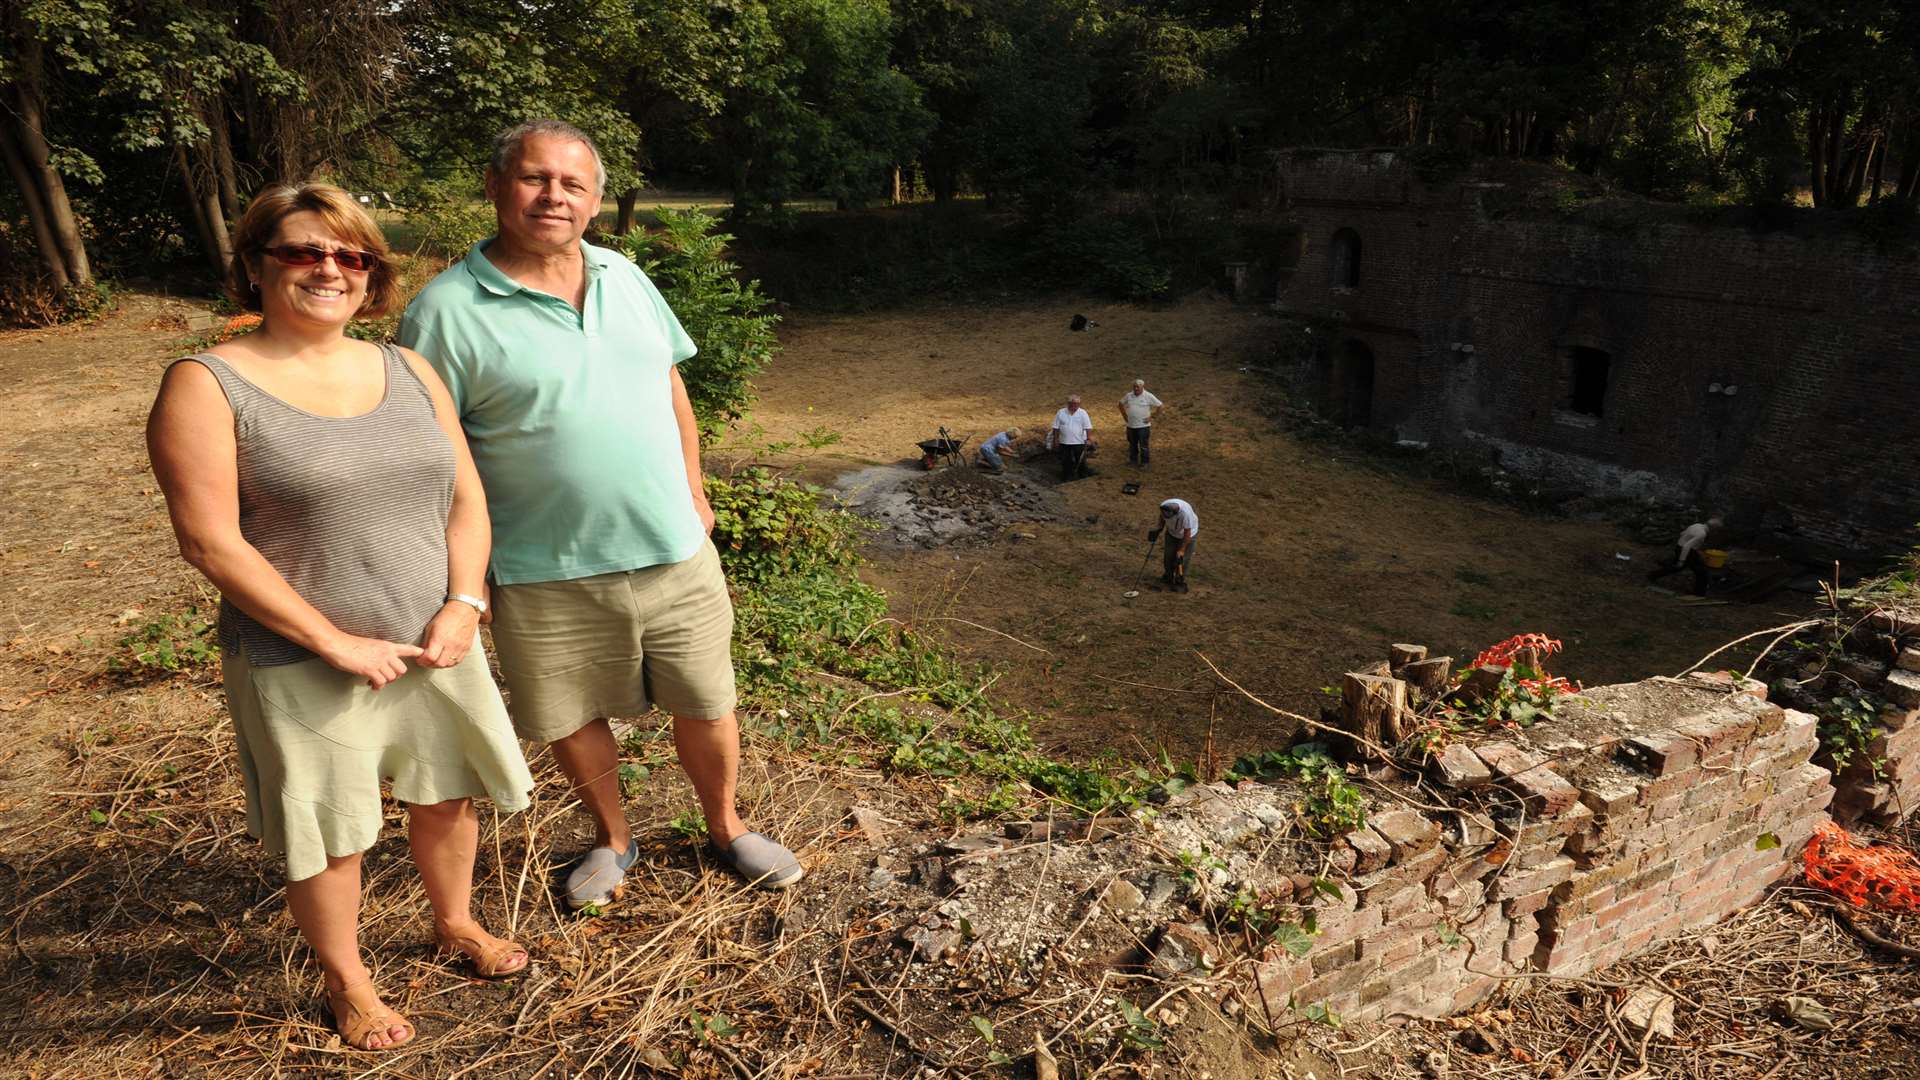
<box><xmin>1262</xmin><ymin>149</ymin><xmax>1920</xmax><ymax>557</ymax></box>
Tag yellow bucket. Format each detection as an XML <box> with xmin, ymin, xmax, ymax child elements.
<box><xmin>1701</xmin><ymin>548</ymin><xmax>1729</xmax><ymax>569</ymax></box>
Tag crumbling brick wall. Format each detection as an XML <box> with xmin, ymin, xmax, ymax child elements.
<box><xmin>1764</xmin><ymin>600</ymin><xmax>1920</xmax><ymax>826</ymax></box>
<box><xmin>859</xmin><ymin>675</ymin><xmax>1837</xmax><ymax>1033</ymax></box>
<box><xmin>1253</xmin><ymin>674</ymin><xmax>1830</xmax><ymax>1022</ymax></box>
<box><xmin>1267</xmin><ymin>149</ymin><xmax>1920</xmax><ymax>556</ymax></box>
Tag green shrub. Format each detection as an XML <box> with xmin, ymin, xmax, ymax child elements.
<box><xmin>404</xmin><ymin>186</ymin><xmax>495</xmax><ymax>259</ymax></box>
<box><xmin>615</xmin><ymin>209</ymin><xmax>779</xmax><ymax>442</ymax></box>
<box><xmin>707</xmin><ymin>468</ymin><xmax>867</xmax><ymax>585</ymax></box>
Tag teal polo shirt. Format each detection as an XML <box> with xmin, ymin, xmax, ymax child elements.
<box><xmin>397</xmin><ymin>238</ymin><xmax>705</xmax><ymax>585</ymax></box>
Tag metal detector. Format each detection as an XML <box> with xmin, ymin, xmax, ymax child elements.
<box><xmin>1123</xmin><ymin>535</ymin><xmax>1158</xmax><ymax>598</ymax></box>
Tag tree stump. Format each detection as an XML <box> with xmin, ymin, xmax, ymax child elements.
<box><xmin>1402</xmin><ymin>656</ymin><xmax>1454</xmax><ymax>701</ymax></box>
<box><xmin>1342</xmin><ymin>673</ymin><xmax>1409</xmax><ymax>760</ymax></box>
<box><xmin>1456</xmin><ymin>665</ymin><xmax>1509</xmax><ymax>704</ymax></box>
<box><xmin>1389</xmin><ymin>643</ymin><xmax>1429</xmax><ymax>669</ymax></box>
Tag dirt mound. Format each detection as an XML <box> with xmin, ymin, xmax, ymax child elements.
<box><xmin>833</xmin><ymin>462</ymin><xmax>1066</xmax><ymax>547</ymax></box>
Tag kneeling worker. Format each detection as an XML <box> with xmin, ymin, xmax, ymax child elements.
<box><xmin>1149</xmin><ymin>498</ymin><xmax>1199</xmax><ymax>593</ymax></box>
<box><xmin>975</xmin><ymin>427</ymin><xmax>1021</xmax><ymax>473</ymax></box>
<box><xmin>1647</xmin><ymin>515</ymin><xmax>1722</xmax><ymax>597</ymax></box>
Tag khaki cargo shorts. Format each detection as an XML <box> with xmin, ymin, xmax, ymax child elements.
<box><xmin>489</xmin><ymin>542</ymin><xmax>737</xmax><ymax>742</ymax></box>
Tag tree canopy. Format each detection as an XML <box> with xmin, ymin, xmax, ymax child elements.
<box><xmin>3</xmin><ymin>0</ymin><xmax>1916</xmax><ymax>312</ymax></box>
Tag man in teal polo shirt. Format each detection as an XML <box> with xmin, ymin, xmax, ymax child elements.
<box><xmin>398</xmin><ymin>119</ymin><xmax>801</xmax><ymax>908</ymax></box>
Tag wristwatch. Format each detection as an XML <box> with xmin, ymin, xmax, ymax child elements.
<box><xmin>446</xmin><ymin>592</ymin><xmax>489</xmax><ymax>615</ymax></box>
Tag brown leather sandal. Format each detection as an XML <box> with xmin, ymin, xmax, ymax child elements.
<box><xmin>436</xmin><ymin>927</ymin><xmax>529</xmax><ymax>978</ymax></box>
<box><xmin>326</xmin><ymin>977</ymin><xmax>415</xmax><ymax>1051</ymax></box>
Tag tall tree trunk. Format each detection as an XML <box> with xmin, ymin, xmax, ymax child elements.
<box><xmin>175</xmin><ymin>143</ymin><xmax>232</xmax><ymax>274</ymax></box>
<box><xmin>5</xmin><ymin>59</ymin><xmax>91</xmax><ymax>284</ymax></box>
<box><xmin>1898</xmin><ymin>123</ymin><xmax>1920</xmax><ymax>203</ymax></box>
<box><xmin>615</xmin><ymin>188</ymin><xmax>640</xmax><ymax>234</ymax></box>
<box><xmin>1841</xmin><ymin>134</ymin><xmax>1877</xmax><ymax>207</ymax></box>
<box><xmin>1869</xmin><ymin>132</ymin><xmax>1887</xmax><ymax>203</ymax></box>
<box><xmin>0</xmin><ymin>119</ymin><xmax>69</xmax><ymax>287</ymax></box>
<box><xmin>1808</xmin><ymin>111</ymin><xmax>1831</xmax><ymax>207</ymax></box>
<box><xmin>209</xmin><ymin>104</ymin><xmax>242</xmax><ymax>217</ymax></box>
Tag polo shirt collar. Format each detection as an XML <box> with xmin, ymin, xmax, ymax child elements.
<box><xmin>463</xmin><ymin>237</ymin><xmax>613</xmax><ymax>297</ymax></box>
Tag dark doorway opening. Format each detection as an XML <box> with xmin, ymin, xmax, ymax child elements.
<box><xmin>1330</xmin><ymin>228</ymin><xmax>1361</xmax><ymax>289</ymax></box>
<box><xmin>1336</xmin><ymin>340</ymin><xmax>1375</xmax><ymax>428</ymax></box>
<box><xmin>1568</xmin><ymin>346</ymin><xmax>1611</xmax><ymax>416</ymax></box>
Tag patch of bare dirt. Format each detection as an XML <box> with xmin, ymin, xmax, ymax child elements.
<box><xmin>746</xmin><ymin>294</ymin><xmax>1821</xmax><ymax>763</ymax></box>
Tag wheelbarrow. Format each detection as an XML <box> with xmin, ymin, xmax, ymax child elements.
<box><xmin>916</xmin><ymin>427</ymin><xmax>970</xmax><ymax>470</ymax></box>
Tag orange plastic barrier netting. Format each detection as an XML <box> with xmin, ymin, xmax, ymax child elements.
<box><xmin>1804</xmin><ymin>821</ymin><xmax>1920</xmax><ymax>913</ymax></box>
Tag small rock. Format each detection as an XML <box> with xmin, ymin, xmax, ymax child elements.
<box><xmin>866</xmin><ymin>866</ymin><xmax>897</xmax><ymax>892</ymax></box>
<box><xmin>1105</xmin><ymin>878</ymin><xmax>1146</xmax><ymax>913</ymax></box>
<box><xmin>938</xmin><ymin>834</ymin><xmax>999</xmax><ymax>854</ymax></box>
<box><xmin>911</xmin><ymin>857</ymin><xmax>948</xmax><ymax>891</ymax></box>
<box><xmin>1421</xmin><ymin>1050</ymin><xmax>1449</xmax><ymax>1078</ymax></box>
<box><xmin>1619</xmin><ymin>986</ymin><xmax>1675</xmax><ymax>1037</ymax></box>
<box><xmin>1213</xmin><ymin>813</ymin><xmax>1263</xmax><ymax>847</ymax></box>
<box><xmin>849</xmin><ymin>804</ymin><xmax>890</xmax><ymax>845</ymax></box>
<box><xmin>1782</xmin><ymin>995</ymin><xmax>1834</xmax><ymax>1031</ymax></box>
<box><xmin>902</xmin><ymin>925</ymin><xmax>961</xmax><ymax>961</ymax></box>
<box><xmin>1151</xmin><ymin>922</ymin><xmax>1215</xmax><ymax>975</ymax></box>
<box><xmin>1250</xmin><ymin>803</ymin><xmax>1287</xmax><ymax>829</ymax></box>
<box><xmin>1145</xmin><ymin>873</ymin><xmax>1180</xmax><ymax>910</ymax></box>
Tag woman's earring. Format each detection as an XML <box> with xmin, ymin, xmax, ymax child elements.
<box><xmin>249</xmin><ymin>280</ymin><xmax>259</xmax><ymax>292</ymax></box>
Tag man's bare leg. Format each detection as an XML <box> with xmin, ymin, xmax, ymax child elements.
<box><xmin>673</xmin><ymin>710</ymin><xmax>748</xmax><ymax>847</ymax></box>
<box><xmin>548</xmin><ymin>719</ymin><xmax>631</xmax><ymax>851</ymax></box>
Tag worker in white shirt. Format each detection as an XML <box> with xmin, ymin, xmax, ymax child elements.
<box><xmin>1117</xmin><ymin>379</ymin><xmax>1164</xmax><ymax>467</ymax></box>
<box><xmin>1646</xmin><ymin>515</ymin><xmax>1722</xmax><ymax>596</ymax></box>
<box><xmin>1046</xmin><ymin>395</ymin><xmax>1094</xmax><ymax>480</ymax></box>
<box><xmin>1148</xmin><ymin>497</ymin><xmax>1199</xmax><ymax>593</ymax></box>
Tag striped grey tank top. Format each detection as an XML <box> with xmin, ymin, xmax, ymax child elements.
<box><xmin>182</xmin><ymin>344</ymin><xmax>456</xmax><ymax>666</ymax></box>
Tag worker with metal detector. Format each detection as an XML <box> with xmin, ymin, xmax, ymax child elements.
<box><xmin>1148</xmin><ymin>498</ymin><xmax>1199</xmax><ymax>593</ymax></box>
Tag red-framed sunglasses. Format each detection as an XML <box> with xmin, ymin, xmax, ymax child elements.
<box><xmin>261</xmin><ymin>244</ymin><xmax>381</xmax><ymax>272</ymax></box>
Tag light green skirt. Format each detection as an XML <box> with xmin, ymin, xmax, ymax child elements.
<box><xmin>223</xmin><ymin>642</ymin><xmax>535</xmax><ymax>882</ymax></box>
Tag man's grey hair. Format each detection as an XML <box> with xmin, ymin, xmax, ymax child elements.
<box><xmin>490</xmin><ymin>119</ymin><xmax>606</xmax><ymax>196</ymax></box>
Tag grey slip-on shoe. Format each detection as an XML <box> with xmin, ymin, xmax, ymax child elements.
<box><xmin>713</xmin><ymin>831</ymin><xmax>804</xmax><ymax>890</ymax></box>
<box><xmin>565</xmin><ymin>842</ymin><xmax>641</xmax><ymax>910</ymax></box>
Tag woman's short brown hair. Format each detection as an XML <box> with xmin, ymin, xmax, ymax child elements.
<box><xmin>226</xmin><ymin>183</ymin><xmax>397</xmax><ymax>320</ymax></box>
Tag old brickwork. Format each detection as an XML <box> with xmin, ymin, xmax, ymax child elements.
<box><xmin>1269</xmin><ymin>150</ymin><xmax>1920</xmax><ymax>555</ymax></box>
<box><xmin>1764</xmin><ymin>600</ymin><xmax>1920</xmax><ymax>826</ymax></box>
<box><xmin>1254</xmin><ymin>673</ymin><xmax>1830</xmax><ymax>1022</ymax></box>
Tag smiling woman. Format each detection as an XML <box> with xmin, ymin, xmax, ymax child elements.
<box><xmin>143</xmin><ymin>182</ymin><xmax>536</xmax><ymax>1052</ymax></box>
